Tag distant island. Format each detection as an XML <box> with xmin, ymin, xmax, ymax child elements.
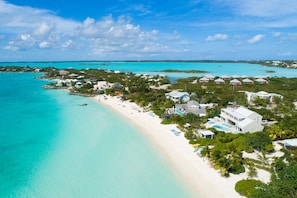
<box><xmin>152</xmin><ymin>69</ymin><xmax>208</xmax><ymax>73</ymax></box>
<box><xmin>265</xmin><ymin>70</ymin><xmax>276</xmax><ymax>73</ymax></box>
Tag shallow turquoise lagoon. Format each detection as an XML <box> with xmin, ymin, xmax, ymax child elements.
<box><xmin>0</xmin><ymin>73</ymin><xmax>192</xmax><ymax>198</ymax></box>
<box><xmin>1</xmin><ymin>61</ymin><xmax>297</xmax><ymax>79</ymax></box>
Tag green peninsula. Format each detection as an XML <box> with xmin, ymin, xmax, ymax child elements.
<box><xmin>152</xmin><ymin>69</ymin><xmax>208</xmax><ymax>73</ymax></box>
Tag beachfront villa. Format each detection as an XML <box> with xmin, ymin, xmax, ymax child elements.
<box><xmin>245</xmin><ymin>91</ymin><xmax>283</xmax><ymax>103</ymax></box>
<box><xmin>93</xmin><ymin>81</ymin><xmax>113</xmax><ymax>91</ymax></box>
<box><xmin>219</xmin><ymin>105</ymin><xmax>264</xmax><ymax>133</ymax></box>
<box><xmin>197</xmin><ymin>129</ymin><xmax>215</xmax><ymax>139</ymax></box>
<box><xmin>165</xmin><ymin>91</ymin><xmax>190</xmax><ymax>103</ymax></box>
<box><xmin>75</xmin><ymin>81</ymin><xmax>83</xmax><ymax>89</ymax></box>
<box><xmin>167</xmin><ymin>100</ymin><xmax>206</xmax><ymax>117</ymax></box>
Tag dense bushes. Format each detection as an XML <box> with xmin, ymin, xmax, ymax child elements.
<box><xmin>197</xmin><ymin>132</ymin><xmax>273</xmax><ymax>176</ymax></box>
<box><xmin>235</xmin><ymin>179</ymin><xmax>266</xmax><ymax>197</ymax></box>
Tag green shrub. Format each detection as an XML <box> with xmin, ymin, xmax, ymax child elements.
<box><xmin>230</xmin><ymin>163</ymin><xmax>245</xmax><ymax>174</ymax></box>
<box><xmin>235</xmin><ymin>179</ymin><xmax>266</xmax><ymax>197</ymax></box>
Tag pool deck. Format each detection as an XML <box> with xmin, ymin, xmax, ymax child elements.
<box><xmin>205</xmin><ymin>118</ymin><xmax>238</xmax><ymax>133</ymax></box>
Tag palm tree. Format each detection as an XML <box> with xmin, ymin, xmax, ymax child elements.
<box><xmin>268</xmin><ymin>125</ymin><xmax>284</xmax><ymax>140</ymax></box>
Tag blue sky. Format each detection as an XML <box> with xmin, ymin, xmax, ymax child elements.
<box><xmin>0</xmin><ymin>0</ymin><xmax>297</xmax><ymax>61</ymax></box>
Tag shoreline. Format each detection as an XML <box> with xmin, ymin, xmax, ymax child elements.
<box><xmin>92</xmin><ymin>95</ymin><xmax>243</xmax><ymax>198</ymax></box>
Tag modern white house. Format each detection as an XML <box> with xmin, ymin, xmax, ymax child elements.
<box><xmin>245</xmin><ymin>91</ymin><xmax>283</xmax><ymax>103</ymax></box>
<box><xmin>93</xmin><ymin>81</ymin><xmax>113</xmax><ymax>91</ymax></box>
<box><xmin>165</xmin><ymin>91</ymin><xmax>190</xmax><ymax>103</ymax></box>
<box><xmin>220</xmin><ymin>106</ymin><xmax>264</xmax><ymax>133</ymax></box>
<box><xmin>172</xmin><ymin>100</ymin><xmax>206</xmax><ymax>116</ymax></box>
<box><xmin>197</xmin><ymin>129</ymin><xmax>215</xmax><ymax>139</ymax></box>
<box><xmin>75</xmin><ymin>81</ymin><xmax>83</xmax><ymax>89</ymax></box>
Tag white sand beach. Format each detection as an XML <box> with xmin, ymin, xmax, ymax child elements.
<box><xmin>93</xmin><ymin>95</ymin><xmax>245</xmax><ymax>198</ymax></box>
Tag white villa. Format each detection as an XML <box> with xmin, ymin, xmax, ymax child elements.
<box><xmin>165</xmin><ymin>91</ymin><xmax>190</xmax><ymax>103</ymax></box>
<box><xmin>245</xmin><ymin>91</ymin><xmax>283</xmax><ymax>103</ymax></box>
<box><xmin>197</xmin><ymin>129</ymin><xmax>215</xmax><ymax>139</ymax></box>
<box><xmin>169</xmin><ymin>100</ymin><xmax>207</xmax><ymax>117</ymax></box>
<box><xmin>220</xmin><ymin>106</ymin><xmax>264</xmax><ymax>133</ymax></box>
<box><xmin>93</xmin><ymin>81</ymin><xmax>113</xmax><ymax>91</ymax></box>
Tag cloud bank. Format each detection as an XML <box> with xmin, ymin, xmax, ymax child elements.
<box><xmin>0</xmin><ymin>0</ymin><xmax>171</xmax><ymax>59</ymax></box>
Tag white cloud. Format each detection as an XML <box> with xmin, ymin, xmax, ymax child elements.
<box><xmin>0</xmin><ymin>0</ymin><xmax>79</xmax><ymax>51</ymax></box>
<box><xmin>34</xmin><ymin>22</ymin><xmax>54</xmax><ymax>37</ymax></box>
<box><xmin>39</xmin><ymin>41</ymin><xmax>50</xmax><ymax>48</ymax></box>
<box><xmin>229</xmin><ymin>0</ymin><xmax>297</xmax><ymax>17</ymax></box>
<box><xmin>76</xmin><ymin>15</ymin><xmax>166</xmax><ymax>57</ymax></box>
<box><xmin>129</xmin><ymin>4</ymin><xmax>151</xmax><ymax>15</ymax></box>
<box><xmin>287</xmin><ymin>33</ymin><xmax>297</xmax><ymax>41</ymax></box>
<box><xmin>61</xmin><ymin>40</ymin><xmax>76</xmax><ymax>50</ymax></box>
<box><xmin>278</xmin><ymin>51</ymin><xmax>293</xmax><ymax>57</ymax></box>
<box><xmin>234</xmin><ymin>34</ymin><xmax>246</xmax><ymax>39</ymax></box>
<box><xmin>0</xmin><ymin>0</ymin><xmax>168</xmax><ymax>58</ymax></box>
<box><xmin>216</xmin><ymin>0</ymin><xmax>297</xmax><ymax>29</ymax></box>
<box><xmin>206</xmin><ymin>34</ymin><xmax>228</xmax><ymax>41</ymax></box>
<box><xmin>20</xmin><ymin>34</ymin><xmax>31</xmax><ymax>41</ymax></box>
<box><xmin>272</xmin><ymin>32</ymin><xmax>281</xmax><ymax>37</ymax></box>
<box><xmin>247</xmin><ymin>34</ymin><xmax>265</xmax><ymax>44</ymax></box>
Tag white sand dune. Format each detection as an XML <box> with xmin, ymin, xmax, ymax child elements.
<box><xmin>93</xmin><ymin>95</ymin><xmax>243</xmax><ymax>198</ymax></box>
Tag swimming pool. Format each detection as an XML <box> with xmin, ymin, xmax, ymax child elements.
<box><xmin>213</xmin><ymin>125</ymin><xmax>231</xmax><ymax>132</ymax></box>
<box><xmin>175</xmin><ymin>108</ymin><xmax>184</xmax><ymax>115</ymax></box>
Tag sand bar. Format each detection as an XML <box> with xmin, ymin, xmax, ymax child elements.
<box><xmin>93</xmin><ymin>95</ymin><xmax>243</xmax><ymax>198</ymax></box>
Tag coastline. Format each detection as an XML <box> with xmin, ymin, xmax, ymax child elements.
<box><xmin>92</xmin><ymin>95</ymin><xmax>242</xmax><ymax>198</ymax></box>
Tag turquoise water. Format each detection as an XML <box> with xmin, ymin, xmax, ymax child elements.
<box><xmin>0</xmin><ymin>73</ymin><xmax>192</xmax><ymax>197</ymax></box>
<box><xmin>1</xmin><ymin>61</ymin><xmax>297</xmax><ymax>79</ymax></box>
<box><xmin>213</xmin><ymin>125</ymin><xmax>231</xmax><ymax>132</ymax></box>
<box><xmin>175</xmin><ymin>108</ymin><xmax>184</xmax><ymax>115</ymax></box>
<box><xmin>1</xmin><ymin>61</ymin><xmax>296</xmax><ymax>197</ymax></box>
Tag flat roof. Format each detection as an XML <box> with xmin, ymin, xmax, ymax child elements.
<box><xmin>198</xmin><ymin>129</ymin><xmax>214</xmax><ymax>135</ymax></box>
<box><xmin>278</xmin><ymin>138</ymin><xmax>297</xmax><ymax>147</ymax></box>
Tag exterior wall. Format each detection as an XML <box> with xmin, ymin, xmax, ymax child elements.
<box><xmin>220</xmin><ymin>106</ymin><xmax>263</xmax><ymax>133</ymax></box>
<box><xmin>165</xmin><ymin>91</ymin><xmax>190</xmax><ymax>103</ymax></box>
<box><xmin>243</xmin><ymin>122</ymin><xmax>264</xmax><ymax>133</ymax></box>
<box><xmin>246</xmin><ymin>92</ymin><xmax>283</xmax><ymax>103</ymax></box>
<box><xmin>246</xmin><ymin>113</ymin><xmax>262</xmax><ymax>124</ymax></box>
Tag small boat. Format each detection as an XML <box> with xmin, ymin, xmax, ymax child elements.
<box><xmin>79</xmin><ymin>103</ymin><xmax>88</xmax><ymax>106</ymax></box>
